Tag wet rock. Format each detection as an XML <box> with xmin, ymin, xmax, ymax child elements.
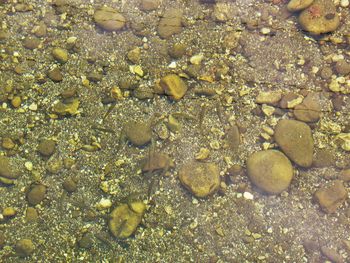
<box><xmin>298</xmin><ymin>0</ymin><xmax>340</xmax><ymax>35</ymax></box>
<box><xmin>226</xmin><ymin>124</ymin><xmax>240</xmax><ymax>151</ymax></box>
<box><xmin>0</xmin><ymin>30</ymin><xmax>9</xmax><ymax>41</ymax></box>
<box><xmin>25</xmin><ymin>207</ymin><xmax>38</xmax><ymax>223</ymax></box>
<box><xmin>37</xmin><ymin>139</ymin><xmax>56</xmax><ymax>157</ymax></box>
<box><xmin>287</xmin><ymin>0</ymin><xmax>314</xmax><ymax>12</ymax></box>
<box><xmin>141</xmin><ymin>152</ymin><xmax>174</xmax><ymax>173</ymax></box>
<box><xmin>179</xmin><ymin>161</ymin><xmax>220</xmax><ymax>198</ymax></box>
<box><xmin>0</xmin><ymin>233</ymin><xmax>5</xmax><ymax>248</ymax></box>
<box><xmin>23</xmin><ymin>37</ymin><xmax>40</xmax><ymax>50</ymax></box>
<box><xmin>133</xmin><ymin>86</ymin><xmax>154</xmax><ymax>100</ymax></box>
<box><xmin>314</xmin><ymin>180</ymin><xmax>347</xmax><ymax>213</ymax></box>
<box><xmin>47</xmin><ymin>67</ymin><xmax>63</xmax><ymax>82</ymax></box>
<box><xmin>334</xmin><ymin>60</ymin><xmax>350</xmax><ymax>76</ymax></box>
<box><xmin>124</xmin><ymin>121</ymin><xmax>152</xmax><ymax>146</ymax></box>
<box><xmin>87</xmin><ymin>72</ymin><xmax>103</xmax><ymax>82</ymax></box>
<box><xmin>27</xmin><ymin>184</ymin><xmax>47</xmax><ymax>206</ymax></box>
<box><xmin>140</xmin><ymin>0</ymin><xmax>160</xmax><ymax>11</ymax></box>
<box><xmin>247</xmin><ymin>150</ymin><xmax>293</xmax><ymax>194</ymax></box>
<box><xmin>274</xmin><ymin>119</ymin><xmax>314</xmax><ymax>167</ymax></box>
<box><xmin>160</xmin><ymin>74</ymin><xmax>187</xmax><ymax>101</ymax></box>
<box><xmin>108</xmin><ymin>201</ymin><xmax>146</xmax><ymax>238</ymax></box>
<box><xmin>62</xmin><ymin>177</ymin><xmax>77</xmax><ymax>192</ymax></box>
<box><xmin>46</xmin><ymin>156</ymin><xmax>63</xmax><ymax>174</ymax></box>
<box><xmin>320</xmin><ymin>66</ymin><xmax>333</xmax><ymax>79</ymax></box>
<box><xmin>255</xmin><ymin>91</ymin><xmax>282</xmax><ymax>105</ymax></box>
<box><xmin>0</xmin><ymin>156</ymin><xmax>19</xmax><ymax>183</ymax></box>
<box><xmin>157</xmin><ymin>8</ymin><xmax>182</xmax><ymax>39</ymax></box>
<box><xmin>52</xmin><ymin>48</ymin><xmax>68</xmax><ymax>63</ymax></box>
<box><xmin>15</xmin><ymin>239</ymin><xmax>35</xmax><ymax>257</ymax></box>
<box><xmin>320</xmin><ymin>246</ymin><xmax>344</xmax><ymax>263</ymax></box>
<box><xmin>52</xmin><ymin>99</ymin><xmax>80</xmax><ymax>116</ymax></box>
<box><xmin>93</xmin><ymin>7</ymin><xmax>126</xmax><ymax>31</ymax></box>
<box><xmin>293</xmin><ymin>93</ymin><xmax>321</xmax><ymax>123</ymax></box>
<box><xmin>279</xmin><ymin>92</ymin><xmax>301</xmax><ymax>109</ymax></box>
<box><xmin>78</xmin><ymin>233</ymin><xmax>94</xmax><ymax>249</ymax></box>
<box><xmin>312</xmin><ymin>148</ymin><xmax>335</xmax><ymax>168</ymax></box>
<box><xmin>127</xmin><ymin>47</ymin><xmax>141</xmax><ymax>64</ymax></box>
<box><xmin>33</xmin><ymin>22</ymin><xmax>47</xmax><ymax>37</ymax></box>
<box><xmin>168</xmin><ymin>43</ymin><xmax>187</xmax><ymax>59</ymax></box>
<box><xmin>339</xmin><ymin>169</ymin><xmax>350</xmax><ymax>182</ymax></box>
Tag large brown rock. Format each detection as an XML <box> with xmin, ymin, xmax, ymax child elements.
<box><xmin>274</xmin><ymin>119</ymin><xmax>314</xmax><ymax>167</ymax></box>
<box><xmin>247</xmin><ymin>150</ymin><xmax>294</xmax><ymax>194</ymax></box>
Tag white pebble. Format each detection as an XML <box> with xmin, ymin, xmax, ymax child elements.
<box><xmin>96</xmin><ymin>198</ymin><xmax>112</xmax><ymax>210</ymax></box>
<box><xmin>24</xmin><ymin>161</ymin><xmax>33</xmax><ymax>171</ymax></box>
<box><xmin>260</xmin><ymin>27</ymin><xmax>271</xmax><ymax>35</ymax></box>
<box><xmin>29</xmin><ymin>103</ymin><xmax>38</xmax><ymax>111</ymax></box>
<box><xmin>341</xmin><ymin>0</ymin><xmax>349</xmax><ymax>7</ymax></box>
<box><xmin>243</xmin><ymin>191</ymin><xmax>254</xmax><ymax>200</ymax></box>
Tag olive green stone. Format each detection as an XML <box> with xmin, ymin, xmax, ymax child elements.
<box><xmin>247</xmin><ymin>150</ymin><xmax>294</xmax><ymax>194</ymax></box>
<box><xmin>124</xmin><ymin>121</ymin><xmax>152</xmax><ymax>146</ymax></box>
<box><xmin>37</xmin><ymin>139</ymin><xmax>56</xmax><ymax>157</ymax></box>
<box><xmin>15</xmin><ymin>239</ymin><xmax>35</xmax><ymax>257</ymax></box>
<box><xmin>108</xmin><ymin>201</ymin><xmax>146</xmax><ymax>238</ymax></box>
<box><xmin>0</xmin><ymin>156</ymin><xmax>19</xmax><ymax>179</ymax></box>
<box><xmin>160</xmin><ymin>74</ymin><xmax>187</xmax><ymax>101</ymax></box>
<box><xmin>27</xmin><ymin>184</ymin><xmax>46</xmax><ymax>206</ymax></box>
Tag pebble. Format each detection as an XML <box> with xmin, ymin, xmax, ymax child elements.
<box><xmin>46</xmin><ymin>157</ymin><xmax>63</xmax><ymax>174</ymax></box>
<box><xmin>52</xmin><ymin>48</ymin><xmax>68</xmax><ymax>64</ymax></box>
<box><xmin>321</xmin><ymin>246</ymin><xmax>344</xmax><ymax>263</ymax></box>
<box><xmin>25</xmin><ymin>207</ymin><xmax>38</xmax><ymax>223</ymax></box>
<box><xmin>255</xmin><ymin>91</ymin><xmax>282</xmax><ymax>105</ymax></box>
<box><xmin>15</xmin><ymin>239</ymin><xmax>35</xmax><ymax>257</ymax></box>
<box><xmin>11</xmin><ymin>96</ymin><xmax>21</xmax><ymax>108</ymax></box>
<box><xmin>287</xmin><ymin>0</ymin><xmax>314</xmax><ymax>12</ymax></box>
<box><xmin>160</xmin><ymin>74</ymin><xmax>187</xmax><ymax>101</ymax></box>
<box><xmin>124</xmin><ymin>121</ymin><xmax>152</xmax><ymax>146</ymax></box>
<box><xmin>37</xmin><ymin>139</ymin><xmax>56</xmax><ymax>157</ymax></box>
<box><xmin>335</xmin><ymin>60</ymin><xmax>350</xmax><ymax>76</ymax></box>
<box><xmin>23</xmin><ymin>37</ymin><xmax>40</xmax><ymax>50</ymax></box>
<box><xmin>157</xmin><ymin>8</ymin><xmax>182</xmax><ymax>39</ymax></box>
<box><xmin>339</xmin><ymin>169</ymin><xmax>350</xmax><ymax>182</ymax></box>
<box><xmin>168</xmin><ymin>43</ymin><xmax>187</xmax><ymax>59</ymax></box>
<box><xmin>140</xmin><ymin>0</ymin><xmax>160</xmax><ymax>11</ymax></box>
<box><xmin>298</xmin><ymin>0</ymin><xmax>340</xmax><ymax>35</ymax></box>
<box><xmin>1</xmin><ymin>137</ymin><xmax>15</xmax><ymax>149</ymax></box>
<box><xmin>78</xmin><ymin>233</ymin><xmax>94</xmax><ymax>249</ymax></box>
<box><xmin>0</xmin><ymin>156</ymin><xmax>19</xmax><ymax>181</ymax></box>
<box><xmin>340</xmin><ymin>0</ymin><xmax>349</xmax><ymax>7</ymax></box>
<box><xmin>274</xmin><ymin>119</ymin><xmax>314</xmax><ymax>167</ymax></box>
<box><xmin>108</xmin><ymin>201</ymin><xmax>146</xmax><ymax>238</ymax></box>
<box><xmin>62</xmin><ymin>177</ymin><xmax>77</xmax><ymax>192</ymax></box>
<box><xmin>47</xmin><ymin>67</ymin><xmax>63</xmax><ymax>82</ymax></box>
<box><xmin>3</xmin><ymin>207</ymin><xmax>16</xmax><ymax>217</ymax></box>
<box><xmin>93</xmin><ymin>7</ymin><xmax>126</xmax><ymax>31</ymax></box>
<box><xmin>247</xmin><ymin>150</ymin><xmax>293</xmax><ymax>194</ymax></box>
<box><xmin>314</xmin><ymin>180</ymin><xmax>347</xmax><ymax>213</ymax></box>
<box><xmin>141</xmin><ymin>152</ymin><xmax>173</xmax><ymax>172</ymax></box>
<box><xmin>293</xmin><ymin>93</ymin><xmax>321</xmax><ymax>123</ymax></box>
<box><xmin>27</xmin><ymin>184</ymin><xmax>47</xmax><ymax>206</ymax></box>
<box><xmin>178</xmin><ymin>161</ymin><xmax>220</xmax><ymax>198</ymax></box>
<box><xmin>226</xmin><ymin>124</ymin><xmax>240</xmax><ymax>151</ymax></box>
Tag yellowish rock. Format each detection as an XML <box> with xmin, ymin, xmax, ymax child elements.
<box><xmin>160</xmin><ymin>74</ymin><xmax>187</xmax><ymax>101</ymax></box>
<box><xmin>287</xmin><ymin>0</ymin><xmax>314</xmax><ymax>12</ymax></box>
<box><xmin>52</xmin><ymin>48</ymin><xmax>68</xmax><ymax>63</ymax></box>
<box><xmin>298</xmin><ymin>0</ymin><xmax>340</xmax><ymax>35</ymax></box>
<box><xmin>108</xmin><ymin>201</ymin><xmax>146</xmax><ymax>238</ymax></box>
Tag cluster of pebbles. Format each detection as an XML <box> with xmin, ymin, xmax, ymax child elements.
<box><xmin>0</xmin><ymin>0</ymin><xmax>349</xmax><ymax>261</ymax></box>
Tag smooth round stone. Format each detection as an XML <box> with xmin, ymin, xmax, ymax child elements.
<box><xmin>274</xmin><ymin>119</ymin><xmax>314</xmax><ymax>168</ymax></box>
<box><xmin>157</xmin><ymin>8</ymin><xmax>182</xmax><ymax>39</ymax></box>
<box><xmin>179</xmin><ymin>161</ymin><xmax>220</xmax><ymax>198</ymax></box>
<box><xmin>37</xmin><ymin>139</ymin><xmax>56</xmax><ymax>157</ymax></box>
<box><xmin>247</xmin><ymin>150</ymin><xmax>294</xmax><ymax>194</ymax></box>
<box><xmin>26</xmin><ymin>184</ymin><xmax>46</xmax><ymax>206</ymax></box>
<box><xmin>52</xmin><ymin>48</ymin><xmax>68</xmax><ymax>63</ymax></box>
<box><xmin>287</xmin><ymin>0</ymin><xmax>314</xmax><ymax>12</ymax></box>
<box><xmin>93</xmin><ymin>7</ymin><xmax>126</xmax><ymax>31</ymax></box>
<box><xmin>0</xmin><ymin>156</ymin><xmax>19</xmax><ymax>179</ymax></box>
<box><xmin>298</xmin><ymin>0</ymin><xmax>340</xmax><ymax>35</ymax></box>
<box><xmin>124</xmin><ymin>121</ymin><xmax>152</xmax><ymax>146</ymax></box>
<box><xmin>15</xmin><ymin>239</ymin><xmax>35</xmax><ymax>257</ymax></box>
